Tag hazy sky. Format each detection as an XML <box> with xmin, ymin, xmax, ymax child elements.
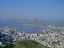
<box><xmin>0</xmin><ymin>0</ymin><xmax>64</xmax><ymax>19</ymax></box>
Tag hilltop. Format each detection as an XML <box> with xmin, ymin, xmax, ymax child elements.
<box><xmin>14</xmin><ymin>40</ymin><xmax>48</xmax><ymax>48</ymax></box>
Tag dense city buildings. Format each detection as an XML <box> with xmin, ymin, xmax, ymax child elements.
<box><xmin>0</xmin><ymin>25</ymin><xmax>64</xmax><ymax>48</ymax></box>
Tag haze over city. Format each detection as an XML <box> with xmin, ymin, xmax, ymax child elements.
<box><xmin>0</xmin><ymin>0</ymin><xmax>64</xmax><ymax>48</ymax></box>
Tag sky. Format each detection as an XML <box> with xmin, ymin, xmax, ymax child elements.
<box><xmin>0</xmin><ymin>0</ymin><xmax>64</xmax><ymax>19</ymax></box>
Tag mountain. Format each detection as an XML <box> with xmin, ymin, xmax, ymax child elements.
<box><xmin>0</xmin><ymin>18</ymin><xmax>64</xmax><ymax>33</ymax></box>
<box><xmin>14</xmin><ymin>40</ymin><xmax>48</xmax><ymax>48</ymax></box>
<box><xmin>0</xmin><ymin>18</ymin><xmax>45</xmax><ymax>33</ymax></box>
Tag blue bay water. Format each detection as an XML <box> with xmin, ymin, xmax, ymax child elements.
<box><xmin>0</xmin><ymin>18</ymin><xmax>64</xmax><ymax>33</ymax></box>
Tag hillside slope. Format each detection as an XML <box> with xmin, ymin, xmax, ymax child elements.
<box><xmin>14</xmin><ymin>40</ymin><xmax>48</xmax><ymax>48</ymax></box>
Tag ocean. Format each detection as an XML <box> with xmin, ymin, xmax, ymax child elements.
<box><xmin>0</xmin><ymin>18</ymin><xmax>64</xmax><ymax>33</ymax></box>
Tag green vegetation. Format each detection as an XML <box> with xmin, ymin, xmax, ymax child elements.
<box><xmin>0</xmin><ymin>40</ymin><xmax>48</xmax><ymax>48</ymax></box>
<box><xmin>0</xmin><ymin>40</ymin><xmax>14</xmax><ymax>48</ymax></box>
<box><xmin>14</xmin><ymin>40</ymin><xmax>48</xmax><ymax>48</ymax></box>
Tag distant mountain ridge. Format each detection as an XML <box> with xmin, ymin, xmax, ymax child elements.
<box><xmin>0</xmin><ymin>18</ymin><xmax>64</xmax><ymax>33</ymax></box>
